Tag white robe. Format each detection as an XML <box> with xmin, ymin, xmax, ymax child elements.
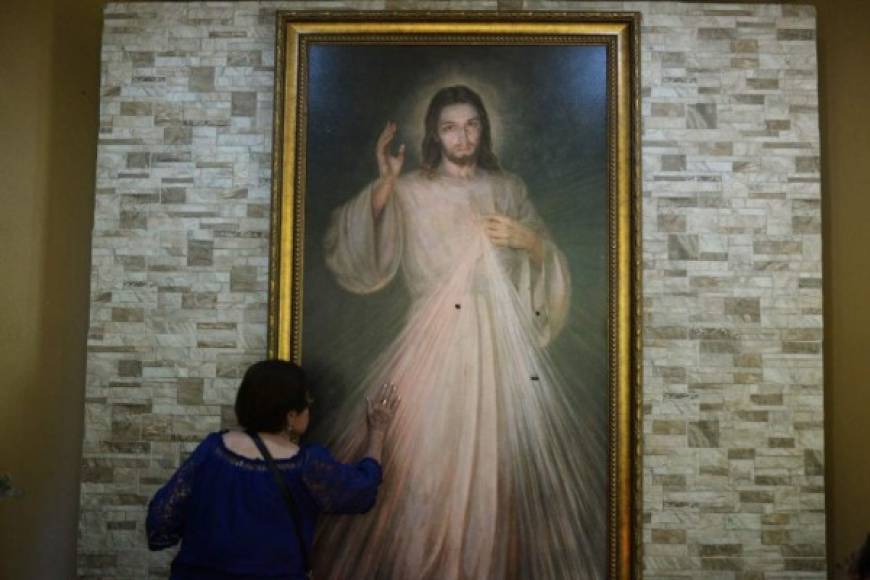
<box><xmin>314</xmin><ymin>167</ymin><xmax>606</xmax><ymax>580</ymax></box>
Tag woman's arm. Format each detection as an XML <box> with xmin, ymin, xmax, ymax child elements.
<box><xmin>301</xmin><ymin>385</ymin><xmax>399</xmax><ymax>513</ymax></box>
<box><xmin>145</xmin><ymin>436</ymin><xmax>211</xmax><ymax>550</ymax></box>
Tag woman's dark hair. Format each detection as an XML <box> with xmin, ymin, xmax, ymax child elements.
<box><xmin>421</xmin><ymin>85</ymin><xmax>500</xmax><ymax>175</ymax></box>
<box><xmin>234</xmin><ymin>360</ymin><xmax>310</xmax><ymax>433</ymax></box>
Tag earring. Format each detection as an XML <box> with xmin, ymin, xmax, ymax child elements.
<box><xmin>285</xmin><ymin>424</ymin><xmax>300</xmax><ymax>444</ymax></box>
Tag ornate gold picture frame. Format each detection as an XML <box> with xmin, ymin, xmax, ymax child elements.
<box><xmin>269</xmin><ymin>11</ymin><xmax>641</xmax><ymax>579</ymax></box>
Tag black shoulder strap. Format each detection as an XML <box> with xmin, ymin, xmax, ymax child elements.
<box><xmin>246</xmin><ymin>430</ymin><xmax>311</xmax><ymax>574</ymax></box>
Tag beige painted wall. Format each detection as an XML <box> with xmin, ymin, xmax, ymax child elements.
<box><xmin>816</xmin><ymin>0</ymin><xmax>870</xmax><ymax>572</ymax></box>
<box><xmin>0</xmin><ymin>1</ymin><xmax>866</xmax><ymax>578</ymax></box>
<box><xmin>0</xmin><ymin>0</ymin><xmax>102</xmax><ymax>577</ymax></box>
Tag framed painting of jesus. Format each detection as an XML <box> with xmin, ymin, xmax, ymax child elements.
<box><xmin>268</xmin><ymin>11</ymin><xmax>641</xmax><ymax>580</ymax></box>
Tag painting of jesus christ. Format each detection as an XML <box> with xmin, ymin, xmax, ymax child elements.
<box><xmin>270</xmin><ymin>13</ymin><xmax>641</xmax><ymax>580</ymax></box>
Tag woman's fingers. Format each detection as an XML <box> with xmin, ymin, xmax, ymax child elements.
<box><xmin>378</xmin><ymin>383</ymin><xmax>399</xmax><ymax>412</ymax></box>
<box><xmin>374</xmin><ymin>382</ymin><xmax>397</xmax><ymax>407</ymax></box>
<box><xmin>365</xmin><ymin>383</ymin><xmax>399</xmax><ymax>428</ymax></box>
<box><xmin>373</xmin><ymin>383</ymin><xmax>385</xmax><ymax>405</ymax></box>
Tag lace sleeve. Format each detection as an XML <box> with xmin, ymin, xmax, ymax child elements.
<box><xmin>300</xmin><ymin>446</ymin><xmax>383</xmax><ymax>514</ymax></box>
<box><xmin>145</xmin><ymin>436</ymin><xmax>212</xmax><ymax>550</ymax></box>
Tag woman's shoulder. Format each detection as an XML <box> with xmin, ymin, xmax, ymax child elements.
<box><xmin>188</xmin><ymin>430</ymin><xmax>230</xmax><ymax>462</ymax></box>
<box><xmin>195</xmin><ymin>431</ymin><xmax>225</xmax><ymax>452</ymax></box>
<box><xmin>164</xmin><ymin>431</ymin><xmax>224</xmax><ymax>471</ymax></box>
<box><xmin>220</xmin><ymin>429</ymin><xmax>249</xmax><ymax>451</ymax></box>
<box><xmin>219</xmin><ymin>430</ymin><xmax>306</xmax><ymax>464</ymax></box>
<box><xmin>298</xmin><ymin>443</ymin><xmax>335</xmax><ymax>463</ymax></box>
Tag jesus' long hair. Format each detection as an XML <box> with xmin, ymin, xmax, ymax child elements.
<box><xmin>421</xmin><ymin>85</ymin><xmax>501</xmax><ymax>175</ymax></box>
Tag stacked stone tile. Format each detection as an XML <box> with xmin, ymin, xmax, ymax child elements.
<box><xmin>637</xmin><ymin>3</ymin><xmax>824</xmax><ymax>578</ymax></box>
<box><xmin>80</xmin><ymin>2</ymin><xmax>823</xmax><ymax>578</ymax></box>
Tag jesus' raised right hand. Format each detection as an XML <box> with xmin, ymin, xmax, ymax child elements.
<box><xmin>372</xmin><ymin>121</ymin><xmax>405</xmax><ymax>219</ymax></box>
<box><xmin>376</xmin><ymin>121</ymin><xmax>405</xmax><ymax>180</ymax></box>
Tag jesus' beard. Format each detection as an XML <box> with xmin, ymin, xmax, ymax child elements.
<box><xmin>443</xmin><ymin>149</ymin><xmax>478</xmax><ymax>167</ymax></box>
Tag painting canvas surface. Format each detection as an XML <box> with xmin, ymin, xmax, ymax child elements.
<box><xmin>296</xmin><ymin>43</ymin><xmax>612</xmax><ymax>579</ymax></box>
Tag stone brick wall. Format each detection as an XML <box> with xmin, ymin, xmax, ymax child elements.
<box><xmin>79</xmin><ymin>2</ymin><xmax>823</xmax><ymax>578</ymax></box>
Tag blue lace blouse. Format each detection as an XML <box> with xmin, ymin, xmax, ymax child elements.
<box><xmin>146</xmin><ymin>431</ymin><xmax>382</xmax><ymax>580</ymax></box>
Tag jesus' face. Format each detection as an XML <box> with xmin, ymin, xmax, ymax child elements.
<box><xmin>436</xmin><ymin>103</ymin><xmax>482</xmax><ymax>166</ymax></box>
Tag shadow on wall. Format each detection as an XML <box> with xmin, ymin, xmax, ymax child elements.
<box><xmin>30</xmin><ymin>0</ymin><xmax>103</xmax><ymax>575</ymax></box>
